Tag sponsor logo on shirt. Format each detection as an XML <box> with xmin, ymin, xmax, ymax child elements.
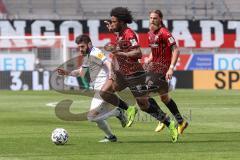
<box><xmin>97</xmin><ymin>52</ymin><xmax>104</xmax><ymax>60</ymax></box>
<box><xmin>150</xmin><ymin>43</ymin><xmax>159</xmax><ymax>48</ymax></box>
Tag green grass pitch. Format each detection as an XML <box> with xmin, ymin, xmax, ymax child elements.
<box><xmin>0</xmin><ymin>90</ymin><xmax>239</xmax><ymax>160</ymax></box>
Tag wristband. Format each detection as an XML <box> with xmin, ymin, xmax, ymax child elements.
<box><xmin>170</xmin><ymin>64</ymin><xmax>174</xmax><ymax>69</ymax></box>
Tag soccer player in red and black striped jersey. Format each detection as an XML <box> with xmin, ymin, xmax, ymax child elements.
<box><xmin>145</xmin><ymin>9</ymin><xmax>188</xmax><ymax>135</ymax></box>
<box><xmin>101</xmin><ymin>7</ymin><xmax>178</xmax><ymax>142</ymax></box>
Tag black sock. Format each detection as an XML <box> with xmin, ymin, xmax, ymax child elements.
<box><xmin>118</xmin><ymin>99</ymin><xmax>128</xmax><ymax>110</ymax></box>
<box><xmin>165</xmin><ymin>99</ymin><xmax>183</xmax><ymax>124</ymax></box>
<box><xmin>146</xmin><ymin>98</ymin><xmax>170</xmax><ymax>126</ymax></box>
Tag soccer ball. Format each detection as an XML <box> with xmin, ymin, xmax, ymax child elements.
<box><xmin>51</xmin><ymin>128</ymin><xmax>69</xmax><ymax>145</ymax></box>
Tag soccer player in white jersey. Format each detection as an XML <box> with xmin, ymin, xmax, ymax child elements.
<box><xmin>57</xmin><ymin>34</ymin><xmax>127</xmax><ymax>142</ymax></box>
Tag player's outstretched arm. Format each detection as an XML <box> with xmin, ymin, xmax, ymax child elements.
<box><xmin>114</xmin><ymin>47</ymin><xmax>142</xmax><ymax>58</ymax></box>
<box><xmin>56</xmin><ymin>68</ymin><xmax>70</xmax><ymax>76</ymax></box>
<box><xmin>57</xmin><ymin>68</ymin><xmax>84</xmax><ymax>77</ymax></box>
<box><xmin>166</xmin><ymin>45</ymin><xmax>180</xmax><ymax>80</ymax></box>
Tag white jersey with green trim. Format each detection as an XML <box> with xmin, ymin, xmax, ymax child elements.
<box><xmin>82</xmin><ymin>47</ymin><xmax>109</xmax><ymax>87</ymax></box>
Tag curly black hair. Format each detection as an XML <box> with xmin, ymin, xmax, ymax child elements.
<box><xmin>110</xmin><ymin>7</ymin><xmax>133</xmax><ymax>24</ymax></box>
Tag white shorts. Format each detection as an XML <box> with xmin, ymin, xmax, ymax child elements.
<box><xmin>89</xmin><ymin>76</ymin><xmax>111</xmax><ymax>113</ymax></box>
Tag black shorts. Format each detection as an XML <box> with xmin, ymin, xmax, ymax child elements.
<box><xmin>145</xmin><ymin>72</ymin><xmax>169</xmax><ymax>95</ymax></box>
<box><xmin>112</xmin><ymin>71</ymin><xmax>148</xmax><ymax>97</ymax></box>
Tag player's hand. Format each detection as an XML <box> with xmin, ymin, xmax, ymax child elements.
<box><xmin>104</xmin><ymin>20</ymin><xmax>112</xmax><ymax>32</ymax></box>
<box><xmin>57</xmin><ymin>68</ymin><xmax>69</xmax><ymax>76</ymax></box>
<box><xmin>165</xmin><ymin>68</ymin><xmax>174</xmax><ymax>80</ymax></box>
<box><xmin>145</xmin><ymin>57</ymin><xmax>152</xmax><ymax>64</ymax></box>
<box><xmin>104</xmin><ymin>42</ymin><xmax>117</xmax><ymax>52</ymax></box>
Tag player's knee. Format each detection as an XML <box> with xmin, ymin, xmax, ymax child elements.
<box><xmin>87</xmin><ymin>112</ymin><xmax>97</xmax><ymax>122</ymax></box>
<box><xmin>99</xmin><ymin>90</ymin><xmax>104</xmax><ymax>97</ymax></box>
<box><xmin>99</xmin><ymin>90</ymin><xmax>107</xmax><ymax>100</ymax></box>
<box><xmin>136</xmin><ymin>99</ymin><xmax>148</xmax><ymax>111</ymax></box>
<box><xmin>87</xmin><ymin>115</ymin><xmax>94</xmax><ymax>122</ymax></box>
<box><xmin>139</xmin><ymin>106</ymin><xmax>148</xmax><ymax>112</ymax></box>
<box><xmin>160</xmin><ymin>94</ymin><xmax>170</xmax><ymax>104</ymax></box>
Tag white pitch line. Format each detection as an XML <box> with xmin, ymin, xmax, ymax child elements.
<box><xmin>46</xmin><ymin>100</ymin><xmax>90</xmax><ymax>108</ymax></box>
<box><xmin>46</xmin><ymin>102</ymin><xmax>58</xmax><ymax>107</ymax></box>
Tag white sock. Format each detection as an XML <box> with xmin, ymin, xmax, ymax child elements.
<box><xmin>96</xmin><ymin>120</ymin><xmax>113</xmax><ymax>137</ymax></box>
<box><xmin>93</xmin><ymin>108</ymin><xmax>120</xmax><ymax>122</ymax></box>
